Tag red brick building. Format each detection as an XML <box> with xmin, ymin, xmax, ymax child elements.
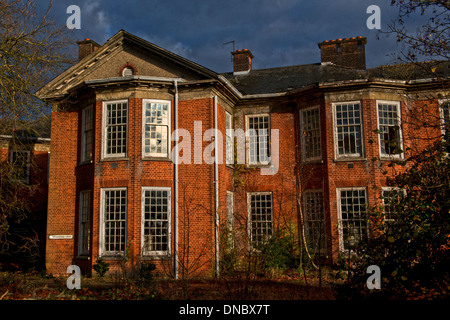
<box><xmin>37</xmin><ymin>31</ymin><xmax>449</xmax><ymax>277</ymax></box>
<box><xmin>0</xmin><ymin>131</ymin><xmax>50</xmax><ymax>269</ymax></box>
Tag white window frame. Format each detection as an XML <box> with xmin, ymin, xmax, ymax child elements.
<box><xmin>245</xmin><ymin>114</ymin><xmax>271</xmax><ymax>166</ymax></box>
<box><xmin>99</xmin><ymin>187</ymin><xmax>128</xmax><ymax>256</ymax></box>
<box><xmin>81</xmin><ymin>106</ymin><xmax>94</xmax><ymax>163</ymax></box>
<box><xmin>226</xmin><ymin>191</ymin><xmax>234</xmax><ymax>247</ymax></box>
<box><xmin>302</xmin><ymin>190</ymin><xmax>326</xmax><ymax>254</ymax></box>
<box><xmin>122</xmin><ymin>66</ymin><xmax>134</xmax><ymax>77</ymax></box>
<box><xmin>376</xmin><ymin>100</ymin><xmax>404</xmax><ymax>159</ymax></box>
<box><xmin>141</xmin><ymin>187</ymin><xmax>172</xmax><ymax>256</ymax></box>
<box><xmin>142</xmin><ymin>99</ymin><xmax>172</xmax><ymax>158</ymax></box>
<box><xmin>336</xmin><ymin>187</ymin><xmax>369</xmax><ymax>252</ymax></box>
<box><xmin>78</xmin><ymin>190</ymin><xmax>91</xmax><ymax>256</ymax></box>
<box><xmin>332</xmin><ymin>101</ymin><xmax>364</xmax><ymax>159</ymax></box>
<box><xmin>226</xmin><ymin>111</ymin><xmax>234</xmax><ymax>165</ymax></box>
<box><xmin>381</xmin><ymin>187</ymin><xmax>406</xmax><ymax>222</ymax></box>
<box><xmin>247</xmin><ymin>192</ymin><xmax>273</xmax><ymax>250</ymax></box>
<box><xmin>10</xmin><ymin>150</ymin><xmax>30</xmax><ymax>184</ymax></box>
<box><xmin>300</xmin><ymin>106</ymin><xmax>322</xmax><ymax>162</ymax></box>
<box><xmin>102</xmin><ymin>100</ymin><xmax>128</xmax><ymax>159</ymax></box>
<box><xmin>439</xmin><ymin>99</ymin><xmax>450</xmax><ymax>146</ymax></box>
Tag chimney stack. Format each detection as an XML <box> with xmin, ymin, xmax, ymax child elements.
<box><xmin>318</xmin><ymin>36</ymin><xmax>367</xmax><ymax>70</ymax></box>
<box><xmin>232</xmin><ymin>49</ymin><xmax>254</xmax><ymax>75</ymax></box>
<box><xmin>76</xmin><ymin>38</ymin><xmax>100</xmax><ymax>61</ymax></box>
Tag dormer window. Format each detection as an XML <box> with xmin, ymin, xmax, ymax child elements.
<box><xmin>122</xmin><ymin>66</ymin><xmax>134</xmax><ymax>77</ymax></box>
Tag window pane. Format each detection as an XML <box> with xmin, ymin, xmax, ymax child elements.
<box><xmin>103</xmin><ymin>189</ymin><xmax>127</xmax><ymax>254</ymax></box>
<box><xmin>248</xmin><ymin>115</ymin><xmax>270</xmax><ymax>165</ymax></box>
<box><xmin>301</xmin><ymin>108</ymin><xmax>322</xmax><ymax>160</ymax></box>
<box><xmin>142</xmin><ymin>188</ymin><xmax>171</xmax><ymax>254</ymax></box>
<box><xmin>382</xmin><ymin>189</ymin><xmax>404</xmax><ymax>221</ymax></box>
<box><xmin>82</xmin><ymin>107</ymin><xmax>94</xmax><ymax>161</ymax></box>
<box><xmin>105</xmin><ymin>102</ymin><xmax>127</xmax><ymax>156</ymax></box>
<box><xmin>339</xmin><ymin>188</ymin><xmax>368</xmax><ymax>250</ymax></box>
<box><xmin>226</xmin><ymin>112</ymin><xmax>234</xmax><ymax>165</ymax></box>
<box><xmin>144</xmin><ymin>102</ymin><xmax>170</xmax><ymax>156</ymax></box>
<box><xmin>303</xmin><ymin>191</ymin><xmax>326</xmax><ymax>253</ymax></box>
<box><xmin>378</xmin><ymin>102</ymin><xmax>402</xmax><ymax>156</ymax></box>
<box><xmin>335</xmin><ymin>103</ymin><xmax>362</xmax><ymax>157</ymax></box>
<box><xmin>249</xmin><ymin>193</ymin><xmax>273</xmax><ymax>248</ymax></box>
<box><xmin>79</xmin><ymin>191</ymin><xmax>91</xmax><ymax>256</ymax></box>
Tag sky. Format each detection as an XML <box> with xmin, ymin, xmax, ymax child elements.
<box><xmin>37</xmin><ymin>0</ymin><xmax>424</xmax><ymax>73</ymax></box>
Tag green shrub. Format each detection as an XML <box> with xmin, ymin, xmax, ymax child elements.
<box><xmin>138</xmin><ymin>262</ymin><xmax>156</xmax><ymax>286</ymax></box>
<box><xmin>341</xmin><ymin>141</ymin><xmax>450</xmax><ymax>299</ymax></box>
<box><xmin>93</xmin><ymin>257</ymin><xmax>110</xmax><ymax>278</ymax></box>
<box><xmin>260</xmin><ymin>232</ymin><xmax>297</xmax><ymax>271</ymax></box>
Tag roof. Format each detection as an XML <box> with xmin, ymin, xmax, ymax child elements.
<box><xmin>36</xmin><ymin>30</ymin><xmax>218</xmax><ymax>100</ymax></box>
<box><xmin>222</xmin><ymin>63</ymin><xmax>366</xmax><ymax>95</ymax></box>
<box><xmin>37</xmin><ymin>30</ymin><xmax>449</xmax><ymax>101</ymax></box>
<box><xmin>222</xmin><ymin>60</ymin><xmax>450</xmax><ymax>96</ymax></box>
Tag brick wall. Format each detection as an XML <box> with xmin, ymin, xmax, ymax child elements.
<box><xmin>46</xmin><ymin>110</ymin><xmax>79</xmax><ymax>275</ymax></box>
<box><xmin>0</xmin><ymin>138</ymin><xmax>49</xmax><ymax>268</ymax></box>
<box><xmin>295</xmin><ymin>93</ymin><xmax>444</xmax><ymax>262</ymax></box>
<box><xmin>45</xmin><ymin>80</ymin><xmax>445</xmax><ymax>276</ymax></box>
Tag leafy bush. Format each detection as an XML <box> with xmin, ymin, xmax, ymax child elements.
<box><xmin>260</xmin><ymin>232</ymin><xmax>297</xmax><ymax>271</ymax></box>
<box><xmin>93</xmin><ymin>257</ymin><xmax>110</xmax><ymax>278</ymax></box>
<box><xmin>138</xmin><ymin>262</ymin><xmax>156</xmax><ymax>287</ymax></box>
<box><xmin>341</xmin><ymin>141</ymin><xmax>450</xmax><ymax>299</ymax></box>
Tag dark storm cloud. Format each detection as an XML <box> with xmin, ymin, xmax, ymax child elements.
<box><xmin>38</xmin><ymin>1</ymin><xmax>414</xmax><ymax>72</ymax></box>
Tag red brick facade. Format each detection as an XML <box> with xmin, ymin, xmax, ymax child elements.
<box><xmin>0</xmin><ymin>135</ymin><xmax>50</xmax><ymax>269</ymax></box>
<box><xmin>37</xmin><ymin>30</ymin><xmax>448</xmax><ymax>277</ymax></box>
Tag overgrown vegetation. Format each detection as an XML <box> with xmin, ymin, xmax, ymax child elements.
<box><xmin>339</xmin><ymin>141</ymin><xmax>450</xmax><ymax>299</ymax></box>
<box><xmin>0</xmin><ymin>0</ymin><xmax>73</xmax><ymax>268</ymax></box>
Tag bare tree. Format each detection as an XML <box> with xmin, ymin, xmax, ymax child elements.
<box><xmin>385</xmin><ymin>0</ymin><xmax>449</xmax><ymax>68</ymax></box>
<box><xmin>374</xmin><ymin>0</ymin><xmax>450</xmax><ymax>154</ymax></box>
<box><xmin>161</xmin><ymin>181</ymin><xmax>213</xmax><ymax>299</ymax></box>
<box><xmin>0</xmin><ymin>0</ymin><xmax>73</xmax><ymax>258</ymax></box>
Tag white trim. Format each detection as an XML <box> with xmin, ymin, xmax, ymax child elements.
<box><xmin>439</xmin><ymin>99</ymin><xmax>450</xmax><ymax>143</ymax></box>
<box><xmin>99</xmin><ymin>187</ymin><xmax>128</xmax><ymax>257</ymax></box>
<box><xmin>102</xmin><ymin>100</ymin><xmax>128</xmax><ymax>159</ymax></box>
<box><xmin>332</xmin><ymin>101</ymin><xmax>364</xmax><ymax>159</ymax></box>
<box><xmin>0</xmin><ymin>135</ymin><xmax>50</xmax><ymax>142</ymax></box>
<box><xmin>225</xmin><ymin>111</ymin><xmax>234</xmax><ymax>165</ymax></box>
<box><xmin>142</xmin><ymin>99</ymin><xmax>172</xmax><ymax>159</ymax></box>
<box><xmin>247</xmin><ymin>191</ymin><xmax>273</xmax><ymax>250</ymax></box>
<box><xmin>376</xmin><ymin>100</ymin><xmax>404</xmax><ymax>159</ymax></box>
<box><xmin>141</xmin><ymin>187</ymin><xmax>172</xmax><ymax>256</ymax></box>
<box><xmin>336</xmin><ymin>187</ymin><xmax>369</xmax><ymax>252</ymax></box>
<box><xmin>226</xmin><ymin>191</ymin><xmax>234</xmax><ymax>248</ymax></box>
<box><xmin>381</xmin><ymin>187</ymin><xmax>406</xmax><ymax>222</ymax></box>
<box><xmin>245</xmin><ymin>113</ymin><xmax>271</xmax><ymax>166</ymax></box>
<box><xmin>300</xmin><ymin>105</ymin><xmax>322</xmax><ymax>162</ymax></box>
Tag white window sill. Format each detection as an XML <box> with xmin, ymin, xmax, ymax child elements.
<box><xmin>100</xmin><ymin>157</ymin><xmax>129</xmax><ymax>162</ymax></box>
<box><xmin>142</xmin><ymin>156</ymin><xmax>172</xmax><ymax>162</ymax></box>
<box><xmin>333</xmin><ymin>157</ymin><xmax>367</xmax><ymax>162</ymax></box>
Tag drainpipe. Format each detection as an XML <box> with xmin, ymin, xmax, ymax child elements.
<box><xmin>213</xmin><ymin>95</ymin><xmax>220</xmax><ymax>277</ymax></box>
<box><xmin>174</xmin><ymin>79</ymin><xmax>179</xmax><ymax>279</ymax></box>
